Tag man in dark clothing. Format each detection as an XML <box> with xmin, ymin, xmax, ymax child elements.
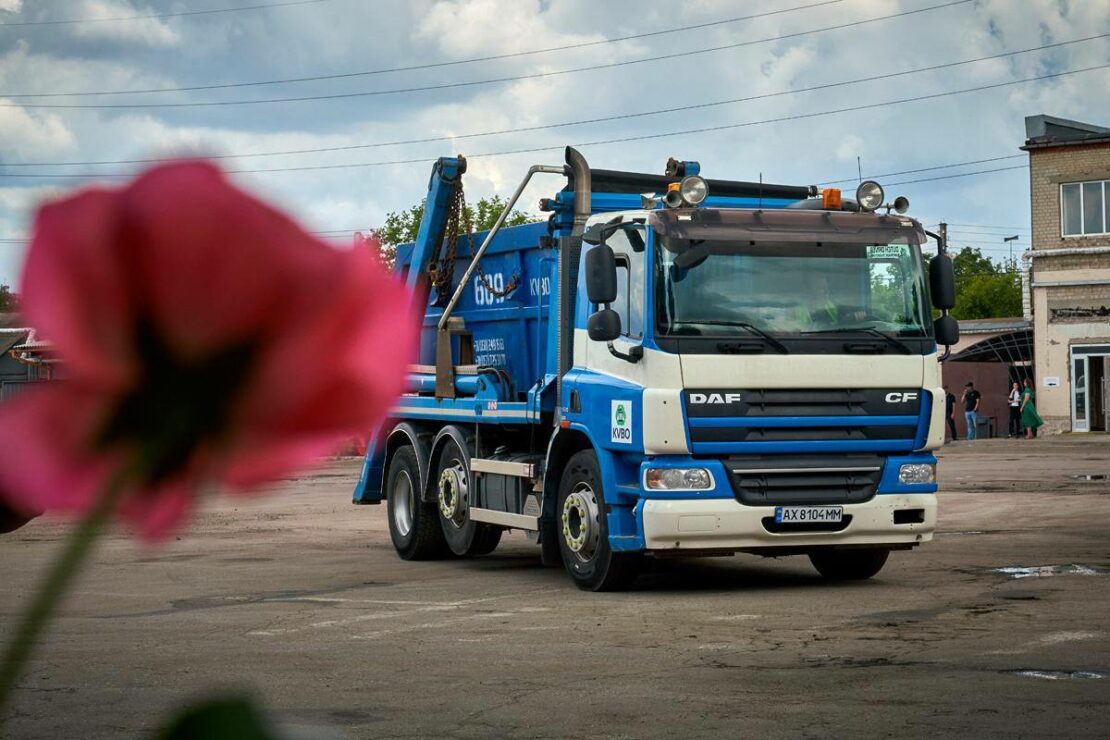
<box><xmin>944</xmin><ymin>385</ymin><xmax>957</xmax><ymax>441</ymax></box>
<box><xmin>962</xmin><ymin>381</ymin><xmax>982</xmax><ymax>441</ymax></box>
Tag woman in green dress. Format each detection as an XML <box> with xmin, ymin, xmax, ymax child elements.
<box><xmin>1020</xmin><ymin>378</ymin><xmax>1044</xmax><ymax>439</ymax></box>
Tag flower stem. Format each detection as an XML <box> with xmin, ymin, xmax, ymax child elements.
<box><xmin>0</xmin><ymin>469</ymin><xmax>130</xmax><ymax>723</ymax></box>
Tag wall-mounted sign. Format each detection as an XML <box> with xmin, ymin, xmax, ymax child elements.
<box><xmin>1043</xmin><ymin>376</ymin><xmax>1061</xmax><ymax>388</ymax></box>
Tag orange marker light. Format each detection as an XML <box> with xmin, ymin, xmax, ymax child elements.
<box><xmin>822</xmin><ymin>188</ymin><xmax>842</xmax><ymax>209</ymax></box>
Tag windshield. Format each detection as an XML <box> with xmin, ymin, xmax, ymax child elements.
<box><xmin>655</xmin><ymin>237</ymin><xmax>931</xmax><ymax>338</ymax></box>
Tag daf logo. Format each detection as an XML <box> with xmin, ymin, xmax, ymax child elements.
<box><xmin>885</xmin><ymin>392</ymin><xmax>919</xmax><ymax>403</ymax></box>
<box><xmin>690</xmin><ymin>393</ymin><xmax>742</xmax><ymax>405</ymax></box>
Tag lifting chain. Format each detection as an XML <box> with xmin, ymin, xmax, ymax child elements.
<box><xmin>428</xmin><ymin>181</ymin><xmax>518</xmax><ymax>299</ymax></box>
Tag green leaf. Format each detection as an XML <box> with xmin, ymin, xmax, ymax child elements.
<box><xmin>152</xmin><ymin>696</ymin><xmax>280</xmax><ymax>740</ymax></box>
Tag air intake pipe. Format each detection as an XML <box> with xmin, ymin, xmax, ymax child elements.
<box><xmin>565</xmin><ymin>146</ymin><xmax>591</xmax><ymax>236</ymax></box>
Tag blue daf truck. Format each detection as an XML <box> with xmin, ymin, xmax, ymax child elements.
<box><xmin>354</xmin><ymin>147</ymin><xmax>959</xmax><ymax>591</ymax></box>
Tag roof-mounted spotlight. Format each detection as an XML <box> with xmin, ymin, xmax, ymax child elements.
<box><xmin>679</xmin><ymin>176</ymin><xmax>708</xmax><ymax>206</ymax></box>
<box><xmin>856</xmin><ymin>180</ymin><xmax>884</xmax><ymax>212</ymax></box>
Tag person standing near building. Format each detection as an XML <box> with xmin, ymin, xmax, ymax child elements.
<box><xmin>944</xmin><ymin>385</ymin><xmax>958</xmax><ymax>441</ymax></box>
<box><xmin>962</xmin><ymin>381</ymin><xmax>982</xmax><ymax>441</ymax></box>
<box><xmin>1020</xmin><ymin>377</ymin><xmax>1044</xmax><ymax>439</ymax></box>
<box><xmin>1007</xmin><ymin>381</ymin><xmax>1023</xmax><ymax>437</ymax></box>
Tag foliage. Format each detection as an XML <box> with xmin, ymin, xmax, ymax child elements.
<box><xmin>948</xmin><ymin>246</ymin><xmax>1022</xmax><ymax>320</ymax></box>
<box><xmin>372</xmin><ymin>195</ymin><xmax>536</xmax><ymax>267</ymax></box>
<box><xmin>0</xmin><ymin>284</ymin><xmax>18</xmax><ymax>313</ymax></box>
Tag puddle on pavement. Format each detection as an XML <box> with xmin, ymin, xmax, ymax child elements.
<box><xmin>1007</xmin><ymin>670</ymin><xmax>1106</xmax><ymax>681</ymax></box>
<box><xmin>994</xmin><ymin>564</ymin><xmax>1109</xmax><ymax>579</ymax></box>
<box><xmin>1069</xmin><ymin>473</ymin><xmax>1109</xmax><ymax>481</ymax></box>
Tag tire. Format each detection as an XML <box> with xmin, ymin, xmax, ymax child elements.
<box><xmin>556</xmin><ymin>450</ymin><xmax>642</xmax><ymax>591</ymax></box>
<box><xmin>386</xmin><ymin>445</ymin><xmax>447</xmax><ymax>560</ymax></box>
<box><xmin>808</xmin><ymin>548</ymin><xmax>890</xmax><ymax>580</ymax></box>
<box><xmin>434</xmin><ymin>436</ymin><xmax>502</xmax><ymax>557</ymax></box>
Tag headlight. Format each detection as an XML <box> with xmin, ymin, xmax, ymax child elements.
<box><xmin>898</xmin><ymin>463</ymin><xmax>935</xmax><ymax>485</ymax></box>
<box><xmin>644</xmin><ymin>467</ymin><xmax>713</xmax><ymax>490</ymax></box>
<box><xmin>679</xmin><ymin>176</ymin><xmax>709</xmax><ymax>206</ymax></box>
<box><xmin>855</xmin><ymin>180</ymin><xmax>884</xmax><ymax>212</ymax></box>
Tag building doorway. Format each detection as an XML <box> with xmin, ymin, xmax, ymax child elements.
<box><xmin>1072</xmin><ymin>345</ymin><xmax>1110</xmax><ymax>433</ymax></box>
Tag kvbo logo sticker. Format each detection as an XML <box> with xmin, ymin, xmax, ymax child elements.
<box><xmin>611</xmin><ymin>400</ymin><xmax>632</xmax><ymax>444</ymax></box>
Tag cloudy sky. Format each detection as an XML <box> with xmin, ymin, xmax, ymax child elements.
<box><xmin>0</xmin><ymin>0</ymin><xmax>1107</xmax><ymax>287</ymax></box>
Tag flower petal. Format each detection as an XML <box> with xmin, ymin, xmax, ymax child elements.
<box><xmin>21</xmin><ymin>190</ymin><xmax>136</xmax><ymax>388</ymax></box>
<box><xmin>0</xmin><ymin>384</ymin><xmax>122</xmax><ymax>515</ymax></box>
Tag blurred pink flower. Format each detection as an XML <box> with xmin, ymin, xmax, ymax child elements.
<box><xmin>0</xmin><ymin>161</ymin><xmax>415</xmax><ymax>538</ymax></box>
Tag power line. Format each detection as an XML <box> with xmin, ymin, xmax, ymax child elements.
<box><xmin>948</xmin><ymin>228</ymin><xmax>1031</xmax><ymax>236</ymax></box>
<box><xmin>942</xmin><ymin>222</ymin><xmax>1031</xmax><ymax>231</ymax></box>
<box><xmin>0</xmin><ymin>0</ymin><xmax>975</xmax><ymax>108</ymax></box>
<box><xmin>884</xmin><ymin>165</ymin><xmax>1029</xmax><ymax>187</ymax></box>
<box><xmin>817</xmin><ymin>154</ymin><xmax>1027</xmax><ymax>186</ymax></box>
<box><xmin>0</xmin><ymin>0</ymin><xmax>841</xmax><ymax>95</ymax></box>
<box><xmin>0</xmin><ymin>0</ymin><xmax>327</xmax><ymax>27</ymax></box>
<box><xmin>1</xmin><ymin>63</ymin><xmax>1102</xmax><ymax>181</ymax></box>
<box><xmin>6</xmin><ymin>36</ymin><xmax>1097</xmax><ymax>169</ymax></box>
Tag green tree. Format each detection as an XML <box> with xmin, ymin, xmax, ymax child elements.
<box><xmin>948</xmin><ymin>246</ymin><xmax>1022</xmax><ymax>320</ymax></box>
<box><xmin>0</xmin><ymin>285</ymin><xmax>19</xmax><ymax>313</ymax></box>
<box><xmin>372</xmin><ymin>195</ymin><xmax>536</xmax><ymax>268</ymax></box>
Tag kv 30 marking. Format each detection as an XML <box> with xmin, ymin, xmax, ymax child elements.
<box><xmin>885</xmin><ymin>392</ymin><xmax>919</xmax><ymax>403</ymax></box>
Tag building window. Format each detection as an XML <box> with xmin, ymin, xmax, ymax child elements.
<box><xmin>1061</xmin><ymin>180</ymin><xmax>1109</xmax><ymax>236</ymax></box>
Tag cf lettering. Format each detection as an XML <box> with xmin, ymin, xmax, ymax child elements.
<box><xmin>885</xmin><ymin>392</ymin><xmax>919</xmax><ymax>403</ymax></box>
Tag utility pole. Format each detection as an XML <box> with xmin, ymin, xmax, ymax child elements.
<box><xmin>1003</xmin><ymin>235</ymin><xmax>1019</xmax><ymax>273</ymax></box>
<box><xmin>938</xmin><ymin>222</ymin><xmax>947</xmax><ymax>254</ymax></box>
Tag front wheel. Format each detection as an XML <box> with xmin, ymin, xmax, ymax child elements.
<box><xmin>808</xmin><ymin>548</ymin><xmax>890</xmax><ymax>580</ymax></box>
<box><xmin>556</xmin><ymin>450</ymin><xmax>641</xmax><ymax>591</ymax></box>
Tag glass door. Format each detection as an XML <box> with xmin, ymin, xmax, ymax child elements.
<box><xmin>1072</xmin><ymin>355</ymin><xmax>1088</xmax><ymax>432</ymax></box>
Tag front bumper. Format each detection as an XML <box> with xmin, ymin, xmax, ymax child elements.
<box><xmin>640</xmin><ymin>493</ymin><xmax>936</xmax><ymax>551</ymax></box>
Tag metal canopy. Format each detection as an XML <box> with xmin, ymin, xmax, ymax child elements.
<box><xmin>948</xmin><ymin>328</ymin><xmax>1034</xmax><ymax>364</ymax></box>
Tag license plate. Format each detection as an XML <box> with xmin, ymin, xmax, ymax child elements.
<box><xmin>775</xmin><ymin>506</ymin><xmax>843</xmax><ymax>523</ymax></box>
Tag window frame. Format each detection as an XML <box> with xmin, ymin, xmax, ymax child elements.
<box><xmin>1060</xmin><ymin>179</ymin><xmax>1110</xmax><ymax>238</ymax></box>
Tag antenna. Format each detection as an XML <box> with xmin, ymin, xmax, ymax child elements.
<box><xmin>759</xmin><ymin>172</ymin><xmax>763</xmax><ymax>209</ymax></box>
<box><xmin>857</xmin><ymin>156</ymin><xmax>863</xmax><ymax>184</ymax></box>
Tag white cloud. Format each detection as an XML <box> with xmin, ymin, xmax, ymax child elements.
<box><xmin>68</xmin><ymin>0</ymin><xmax>179</xmax><ymax>47</ymax></box>
<box><xmin>0</xmin><ymin>103</ymin><xmax>76</xmax><ymax>160</ymax></box>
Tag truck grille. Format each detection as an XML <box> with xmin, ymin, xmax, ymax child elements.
<box><xmin>725</xmin><ymin>455</ymin><xmax>883</xmax><ymax>506</ymax></box>
<box><xmin>684</xmin><ymin>388</ymin><xmax>925</xmax><ymax>453</ymax></box>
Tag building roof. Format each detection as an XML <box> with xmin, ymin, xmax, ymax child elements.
<box><xmin>956</xmin><ymin>317</ymin><xmax>1032</xmax><ymax>335</ymax></box>
<box><xmin>1021</xmin><ymin>114</ymin><xmax>1110</xmax><ymax>151</ymax></box>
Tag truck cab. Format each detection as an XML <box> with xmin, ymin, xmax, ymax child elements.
<box><xmin>354</xmin><ymin>148</ymin><xmax>959</xmax><ymax>591</ymax></box>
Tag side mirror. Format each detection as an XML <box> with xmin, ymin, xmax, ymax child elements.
<box><xmin>934</xmin><ymin>315</ymin><xmax>959</xmax><ymax>346</ymax></box>
<box><xmin>929</xmin><ymin>254</ymin><xmax>956</xmax><ymax>310</ymax></box>
<box><xmin>588</xmin><ymin>308</ymin><xmax>622</xmax><ymax>342</ymax></box>
<box><xmin>585</xmin><ymin>244</ymin><xmax>618</xmax><ymax>304</ymax></box>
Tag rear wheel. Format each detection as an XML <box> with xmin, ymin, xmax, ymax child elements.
<box><xmin>435</xmin><ymin>436</ymin><xmax>502</xmax><ymax>557</ymax></box>
<box><xmin>386</xmin><ymin>445</ymin><xmax>447</xmax><ymax>560</ymax></box>
<box><xmin>556</xmin><ymin>450</ymin><xmax>641</xmax><ymax>591</ymax></box>
<box><xmin>808</xmin><ymin>548</ymin><xmax>890</xmax><ymax>580</ymax></box>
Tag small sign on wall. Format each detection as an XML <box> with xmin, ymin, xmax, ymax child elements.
<box><xmin>1043</xmin><ymin>376</ymin><xmax>1061</xmax><ymax>388</ymax></box>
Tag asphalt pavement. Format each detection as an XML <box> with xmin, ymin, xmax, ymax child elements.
<box><xmin>1</xmin><ymin>436</ymin><xmax>1108</xmax><ymax>739</ymax></box>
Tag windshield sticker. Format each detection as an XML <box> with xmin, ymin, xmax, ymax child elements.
<box><xmin>867</xmin><ymin>245</ymin><xmax>904</xmax><ymax>259</ymax></box>
<box><xmin>611</xmin><ymin>400</ymin><xmax>632</xmax><ymax>444</ymax></box>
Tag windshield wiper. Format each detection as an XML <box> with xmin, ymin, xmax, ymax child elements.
<box><xmin>801</xmin><ymin>326</ymin><xmax>914</xmax><ymax>354</ymax></box>
<box><xmin>682</xmin><ymin>320</ymin><xmax>789</xmax><ymax>354</ymax></box>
